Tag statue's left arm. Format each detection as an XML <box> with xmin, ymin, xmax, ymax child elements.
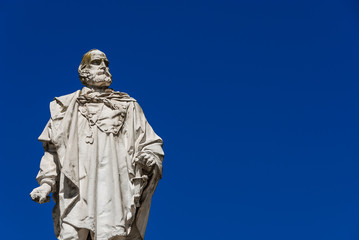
<box><xmin>131</xmin><ymin>101</ymin><xmax>164</xmax><ymax>180</ymax></box>
<box><xmin>126</xmin><ymin>101</ymin><xmax>164</xmax><ymax>238</ymax></box>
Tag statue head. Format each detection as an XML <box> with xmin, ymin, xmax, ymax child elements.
<box><xmin>78</xmin><ymin>49</ymin><xmax>112</xmax><ymax>88</ymax></box>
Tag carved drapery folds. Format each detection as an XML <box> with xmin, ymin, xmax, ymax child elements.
<box><xmin>77</xmin><ymin>89</ymin><xmax>129</xmax><ymax>143</ymax></box>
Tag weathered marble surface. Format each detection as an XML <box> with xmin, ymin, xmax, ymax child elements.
<box><xmin>30</xmin><ymin>49</ymin><xmax>164</xmax><ymax>240</ymax></box>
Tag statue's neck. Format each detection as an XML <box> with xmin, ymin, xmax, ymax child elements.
<box><xmin>85</xmin><ymin>85</ymin><xmax>109</xmax><ymax>93</ymax></box>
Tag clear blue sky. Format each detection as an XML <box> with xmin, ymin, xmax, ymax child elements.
<box><xmin>1</xmin><ymin>0</ymin><xmax>359</xmax><ymax>239</ymax></box>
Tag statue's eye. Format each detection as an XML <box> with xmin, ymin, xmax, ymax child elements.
<box><xmin>91</xmin><ymin>60</ymin><xmax>101</xmax><ymax>65</ymax></box>
<box><xmin>105</xmin><ymin>61</ymin><xmax>109</xmax><ymax>67</ymax></box>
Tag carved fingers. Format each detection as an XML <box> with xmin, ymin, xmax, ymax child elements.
<box><xmin>135</xmin><ymin>152</ymin><xmax>157</xmax><ymax>171</ymax></box>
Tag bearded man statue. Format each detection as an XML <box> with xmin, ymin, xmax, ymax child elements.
<box><xmin>30</xmin><ymin>49</ymin><xmax>164</xmax><ymax>240</ymax></box>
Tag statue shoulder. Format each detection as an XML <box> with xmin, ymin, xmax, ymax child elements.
<box><xmin>49</xmin><ymin>90</ymin><xmax>80</xmax><ymax>119</ymax></box>
<box><xmin>111</xmin><ymin>89</ymin><xmax>137</xmax><ymax>102</ymax></box>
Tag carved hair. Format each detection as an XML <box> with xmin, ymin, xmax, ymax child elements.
<box><xmin>78</xmin><ymin>49</ymin><xmax>98</xmax><ymax>85</ymax></box>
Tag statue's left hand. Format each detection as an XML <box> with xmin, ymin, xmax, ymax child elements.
<box><xmin>30</xmin><ymin>183</ymin><xmax>51</xmax><ymax>204</ymax></box>
<box><xmin>136</xmin><ymin>152</ymin><xmax>157</xmax><ymax>172</ymax></box>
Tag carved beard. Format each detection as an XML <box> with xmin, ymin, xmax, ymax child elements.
<box><xmin>83</xmin><ymin>68</ymin><xmax>112</xmax><ymax>87</ymax></box>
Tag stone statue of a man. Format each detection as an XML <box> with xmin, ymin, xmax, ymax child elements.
<box><xmin>30</xmin><ymin>49</ymin><xmax>164</xmax><ymax>240</ymax></box>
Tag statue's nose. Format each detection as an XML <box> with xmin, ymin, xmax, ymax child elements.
<box><xmin>99</xmin><ymin>60</ymin><xmax>106</xmax><ymax>69</ymax></box>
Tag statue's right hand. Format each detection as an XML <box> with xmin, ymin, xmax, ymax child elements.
<box><xmin>30</xmin><ymin>184</ymin><xmax>51</xmax><ymax>204</ymax></box>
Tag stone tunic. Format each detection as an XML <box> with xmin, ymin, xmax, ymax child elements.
<box><xmin>36</xmin><ymin>87</ymin><xmax>164</xmax><ymax>240</ymax></box>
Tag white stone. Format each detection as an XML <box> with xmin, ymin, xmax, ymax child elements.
<box><xmin>30</xmin><ymin>49</ymin><xmax>164</xmax><ymax>240</ymax></box>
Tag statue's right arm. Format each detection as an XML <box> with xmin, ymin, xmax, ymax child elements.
<box><xmin>36</xmin><ymin>141</ymin><xmax>59</xmax><ymax>191</ymax></box>
<box><xmin>30</xmin><ymin>120</ymin><xmax>59</xmax><ymax>204</ymax></box>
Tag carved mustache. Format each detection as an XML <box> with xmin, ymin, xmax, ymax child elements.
<box><xmin>96</xmin><ymin>70</ymin><xmax>111</xmax><ymax>77</ymax></box>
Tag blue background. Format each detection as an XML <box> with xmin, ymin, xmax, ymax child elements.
<box><xmin>1</xmin><ymin>0</ymin><xmax>359</xmax><ymax>239</ymax></box>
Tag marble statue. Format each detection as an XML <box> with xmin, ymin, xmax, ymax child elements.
<box><xmin>30</xmin><ymin>49</ymin><xmax>164</xmax><ymax>240</ymax></box>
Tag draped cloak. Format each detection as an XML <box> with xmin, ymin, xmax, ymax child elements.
<box><xmin>36</xmin><ymin>87</ymin><xmax>164</xmax><ymax>240</ymax></box>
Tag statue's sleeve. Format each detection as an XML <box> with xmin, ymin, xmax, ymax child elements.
<box><xmin>132</xmin><ymin>101</ymin><xmax>164</xmax><ymax>178</ymax></box>
<box><xmin>128</xmin><ymin>101</ymin><xmax>164</xmax><ymax>238</ymax></box>
<box><xmin>36</xmin><ymin>119</ymin><xmax>59</xmax><ymax>192</ymax></box>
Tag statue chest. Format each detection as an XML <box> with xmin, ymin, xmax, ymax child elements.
<box><xmin>78</xmin><ymin>101</ymin><xmax>128</xmax><ymax>135</ymax></box>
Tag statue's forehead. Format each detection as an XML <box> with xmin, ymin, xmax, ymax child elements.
<box><xmin>90</xmin><ymin>50</ymin><xmax>108</xmax><ymax>60</ymax></box>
